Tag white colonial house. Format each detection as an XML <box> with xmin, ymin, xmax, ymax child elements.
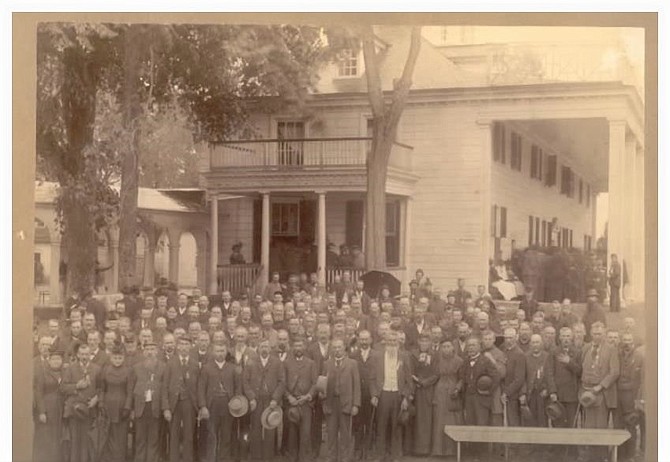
<box><xmin>34</xmin><ymin>26</ymin><xmax>645</xmax><ymax>306</ymax></box>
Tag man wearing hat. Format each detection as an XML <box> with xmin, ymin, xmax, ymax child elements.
<box><xmin>582</xmin><ymin>289</ymin><xmax>607</xmax><ymax>343</ymax></box>
<box><xmin>128</xmin><ymin>340</ymin><xmax>168</xmax><ymax>462</ymax></box>
<box><xmin>615</xmin><ymin>332</ymin><xmax>644</xmax><ymax>460</ymax></box>
<box><xmin>198</xmin><ymin>342</ymin><xmax>239</xmax><ymax>462</ymax></box>
<box><xmin>244</xmin><ymin>338</ymin><xmax>286</xmax><ymax>461</ymax></box>
<box><xmin>284</xmin><ymin>337</ymin><xmax>318</xmax><ymax>462</ymax></box>
<box><xmin>61</xmin><ymin>343</ymin><xmax>102</xmax><ymax>462</ymax></box>
<box><xmin>546</xmin><ymin>327</ymin><xmax>582</xmax><ymax>428</ymax></box>
<box><xmin>322</xmin><ymin>338</ymin><xmax>360</xmax><ymax>462</ymax></box>
<box><xmin>163</xmin><ymin>336</ymin><xmax>200</xmax><ymax>462</ymax></box>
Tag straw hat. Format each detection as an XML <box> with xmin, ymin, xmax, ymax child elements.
<box><xmin>261</xmin><ymin>406</ymin><xmax>283</xmax><ymax>430</ymax></box>
<box><xmin>228</xmin><ymin>395</ymin><xmax>249</xmax><ymax>417</ymax></box>
<box><xmin>546</xmin><ymin>401</ymin><xmax>566</xmax><ymax>422</ymax></box>
<box><xmin>476</xmin><ymin>375</ymin><xmax>493</xmax><ymax>396</ymax></box>
<box><xmin>315</xmin><ymin>375</ymin><xmax>328</xmax><ymax>395</ymax></box>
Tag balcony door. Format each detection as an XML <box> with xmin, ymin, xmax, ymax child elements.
<box><xmin>277</xmin><ymin>121</ymin><xmax>305</xmax><ymax>166</ymax></box>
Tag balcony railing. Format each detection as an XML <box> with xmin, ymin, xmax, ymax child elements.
<box><xmin>208</xmin><ymin>137</ymin><xmax>413</xmax><ymax>171</ymax></box>
<box><xmin>217</xmin><ymin>263</ymin><xmax>263</xmax><ymax>297</ymax></box>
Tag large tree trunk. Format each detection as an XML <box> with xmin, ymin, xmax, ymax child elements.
<box><xmin>59</xmin><ymin>46</ymin><xmax>100</xmax><ymax>296</ymax></box>
<box><xmin>364</xmin><ymin>120</ymin><xmax>393</xmax><ymax>270</ymax></box>
<box><xmin>118</xmin><ymin>25</ymin><xmax>142</xmax><ymax>290</ymax></box>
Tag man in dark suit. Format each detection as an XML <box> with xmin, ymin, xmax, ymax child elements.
<box><xmin>306</xmin><ymin>323</ymin><xmax>331</xmax><ymax>458</ymax></box>
<box><xmin>454</xmin><ymin>322</ymin><xmax>471</xmax><ymax>360</ymax></box>
<box><xmin>546</xmin><ymin>327</ymin><xmax>582</xmax><ymax>428</ymax></box>
<box><xmin>501</xmin><ymin>327</ymin><xmax>526</xmax><ymax>427</ymax></box>
<box><xmin>453</xmin><ymin>278</ymin><xmax>472</xmax><ymax>309</ymax></box>
<box><xmin>352</xmin><ymin>280</ymin><xmax>372</xmax><ymax>314</ymax></box>
<box><xmin>284</xmin><ymin>337</ymin><xmax>318</xmax><ymax>462</ymax></box>
<box><xmin>243</xmin><ymin>338</ymin><xmax>286</xmax><ymax>461</ymax></box>
<box><xmin>458</xmin><ymin>336</ymin><xmax>501</xmax><ymax>426</ymax></box>
<box><xmin>60</xmin><ymin>343</ymin><xmax>102</xmax><ymax>462</ymax></box>
<box><xmin>369</xmin><ymin>329</ymin><xmax>414</xmax><ymax>462</ymax></box>
<box><xmin>608</xmin><ymin>254</ymin><xmax>622</xmax><ymax>312</ymax></box>
<box><xmin>322</xmin><ymin>338</ymin><xmax>360</xmax><ymax>462</ymax></box>
<box><xmin>349</xmin><ymin>330</ymin><xmax>375</xmax><ymax>460</ymax></box>
<box><xmin>197</xmin><ymin>342</ymin><xmax>239</xmax><ymax>462</ymax></box>
<box><xmin>162</xmin><ymin>336</ymin><xmax>200</xmax><ymax>462</ymax></box>
<box><xmin>127</xmin><ymin>341</ymin><xmax>168</xmax><ymax>462</ymax></box>
<box><xmin>404</xmin><ymin>302</ymin><xmax>431</xmax><ymax>350</ymax></box>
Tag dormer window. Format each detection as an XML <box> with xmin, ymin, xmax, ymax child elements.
<box><xmin>338</xmin><ymin>49</ymin><xmax>359</xmax><ymax>77</ymax></box>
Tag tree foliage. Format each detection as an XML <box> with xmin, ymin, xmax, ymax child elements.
<box><xmin>36</xmin><ymin>22</ymin><xmax>338</xmax><ymax>295</ymax></box>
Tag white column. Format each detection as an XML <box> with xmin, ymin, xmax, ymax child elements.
<box><xmin>168</xmin><ymin>230</ymin><xmax>181</xmax><ymax>286</ymax></box>
<box><xmin>260</xmin><ymin>192</ymin><xmax>270</xmax><ymax>287</ymax></box>
<box><xmin>209</xmin><ymin>198</ymin><xmax>219</xmax><ymax>294</ymax></box>
<box><xmin>622</xmin><ymin>136</ymin><xmax>637</xmax><ymax>303</ymax></box>
<box><xmin>196</xmin><ymin>233</ymin><xmax>206</xmax><ymax>293</ymax></box>
<box><xmin>317</xmin><ymin>191</ymin><xmax>327</xmax><ymax>286</ymax></box>
<box><xmin>143</xmin><ymin>239</ymin><xmax>155</xmax><ymax>288</ymax></box>
<box><xmin>477</xmin><ymin>121</ymin><xmax>493</xmax><ymax>286</ymax></box>
<box><xmin>632</xmin><ymin>144</ymin><xmax>645</xmax><ymax>302</ymax></box>
<box><xmin>49</xmin><ymin>238</ymin><xmax>61</xmax><ymax>304</ymax></box>
<box><xmin>607</xmin><ymin>120</ymin><xmax>627</xmax><ymax>277</ymax></box>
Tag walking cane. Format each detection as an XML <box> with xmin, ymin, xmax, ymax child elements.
<box><xmin>564</xmin><ymin>403</ymin><xmax>582</xmax><ymax>459</ymax></box>
<box><xmin>503</xmin><ymin>400</ymin><xmax>509</xmax><ymax>461</ymax></box>
<box><xmin>367</xmin><ymin>406</ymin><xmax>377</xmax><ymax>460</ymax></box>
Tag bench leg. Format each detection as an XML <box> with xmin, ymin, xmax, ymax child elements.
<box><xmin>505</xmin><ymin>443</ymin><xmax>509</xmax><ymax>461</ymax></box>
<box><xmin>457</xmin><ymin>441</ymin><xmax>461</xmax><ymax>462</ymax></box>
<box><xmin>612</xmin><ymin>445</ymin><xmax>617</xmax><ymax>462</ymax></box>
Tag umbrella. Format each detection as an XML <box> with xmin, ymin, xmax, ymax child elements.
<box><xmin>360</xmin><ymin>271</ymin><xmax>401</xmax><ymax>297</ymax></box>
<box><xmin>88</xmin><ymin>409</ymin><xmax>110</xmax><ymax>459</ymax></box>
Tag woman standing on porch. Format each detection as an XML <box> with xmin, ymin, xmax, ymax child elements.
<box><xmin>431</xmin><ymin>340</ymin><xmax>464</xmax><ymax>457</ymax></box>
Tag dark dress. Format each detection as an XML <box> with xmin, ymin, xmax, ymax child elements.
<box><xmin>410</xmin><ymin>349</ymin><xmax>438</xmax><ymax>455</ymax></box>
<box><xmin>34</xmin><ymin>367</ymin><xmax>64</xmax><ymax>462</ymax></box>
<box><xmin>432</xmin><ymin>354</ymin><xmax>464</xmax><ymax>457</ymax></box>
<box><xmin>100</xmin><ymin>364</ymin><xmax>131</xmax><ymax>462</ymax></box>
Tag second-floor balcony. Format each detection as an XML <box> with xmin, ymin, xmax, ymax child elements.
<box><xmin>199</xmin><ymin>137</ymin><xmax>417</xmax><ymax>194</ymax></box>
<box><xmin>208</xmin><ymin>137</ymin><xmax>413</xmax><ymax>170</ymax></box>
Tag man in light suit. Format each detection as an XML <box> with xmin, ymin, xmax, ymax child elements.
<box><xmin>369</xmin><ymin>329</ymin><xmax>414</xmax><ymax>462</ymax></box>
<box><xmin>322</xmin><ymin>338</ymin><xmax>361</xmax><ymax>462</ymax></box>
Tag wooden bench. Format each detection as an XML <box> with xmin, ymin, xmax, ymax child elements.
<box><xmin>444</xmin><ymin>425</ymin><xmax>630</xmax><ymax>462</ymax></box>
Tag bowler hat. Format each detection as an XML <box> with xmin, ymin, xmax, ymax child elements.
<box><xmin>397</xmin><ymin>403</ymin><xmax>416</xmax><ymax>426</ymax></box>
<box><xmin>520</xmin><ymin>404</ymin><xmax>533</xmax><ymax>421</ymax></box>
<box><xmin>623</xmin><ymin>411</ymin><xmax>641</xmax><ymax>427</ymax></box>
<box><xmin>586</xmin><ymin>289</ymin><xmax>599</xmax><ymax>298</ymax></box>
<box><xmin>546</xmin><ymin>401</ymin><xmax>566</xmax><ymax>421</ymax></box>
<box><xmin>579</xmin><ymin>390</ymin><xmax>598</xmax><ymax>408</ymax></box>
<box><xmin>287</xmin><ymin>406</ymin><xmax>301</xmax><ymax>424</ymax></box>
<box><xmin>228</xmin><ymin>395</ymin><xmax>249</xmax><ymax>417</ymax></box>
<box><xmin>314</xmin><ymin>375</ymin><xmax>328</xmax><ymax>395</ymax></box>
<box><xmin>261</xmin><ymin>406</ymin><xmax>283</xmax><ymax>430</ymax></box>
<box><xmin>476</xmin><ymin>375</ymin><xmax>493</xmax><ymax>395</ymax></box>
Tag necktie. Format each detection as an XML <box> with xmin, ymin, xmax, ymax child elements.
<box><xmin>336</xmin><ymin>359</ymin><xmax>342</xmax><ymax>368</ymax></box>
<box><xmin>182</xmin><ymin>357</ymin><xmax>187</xmax><ymax>367</ymax></box>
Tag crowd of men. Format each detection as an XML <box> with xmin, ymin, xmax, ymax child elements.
<box><xmin>33</xmin><ymin>269</ymin><xmax>645</xmax><ymax>462</ymax></box>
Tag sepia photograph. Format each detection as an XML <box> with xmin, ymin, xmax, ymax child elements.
<box><xmin>12</xmin><ymin>12</ymin><xmax>658</xmax><ymax>462</ymax></box>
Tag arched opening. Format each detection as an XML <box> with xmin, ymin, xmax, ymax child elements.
<box><xmin>154</xmin><ymin>230</ymin><xmax>170</xmax><ymax>285</ymax></box>
<box><xmin>179</xmin><ymin>231</ymin><xmax>198</xmax><ymax>288</ymax></box>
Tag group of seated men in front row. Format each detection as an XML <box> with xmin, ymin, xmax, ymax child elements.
<box><xmin>33</xmin><ymin>271</ymin><xmax>645</xmax><ymax>462</ymax></box>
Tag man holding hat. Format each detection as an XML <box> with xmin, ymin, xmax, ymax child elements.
<box><xmin>163</xmin><ymin>336</ymin><xmax>200</xmax><ymax>462</ymax></box>
<box><xmin>128</xmin><ymin>340</ymin><xmax>168</xmax><ymax>462</ymax></box>
<box><xmin>198</xmin><ymin>342</ymin><xmax>239</xmax><ymax>462</ymax></box>
<box><xmin>615</xmin><ymin>332</ymin><xmax>644</xmax><ymax>460</ymax></box>
<box><xmin>284</xmin><ymin>337</ymin><xmax>318</xmax><ymax>462</ymax></box>
<box><xmin>244</xmin><ymin>338</ymin><xmax>286</xmax><ymax>461</ymax></box>
<box><xmin>61</xmin><ymin>342</ymin><xmax>102</xmax><ymax>462</ymax></box>
<box><xmin>322</xmin><ymin>338</ymin><xmax>360</xmax><ymax>462</ymax></box>
<box><xmin>546</xmin><ymin>327</ymin><xmax>582</xmax><ymax>428</ymax></box>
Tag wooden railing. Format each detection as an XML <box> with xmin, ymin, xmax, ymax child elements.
<box><xmin>217</xmin><ymin>263</ymin><xmax>263</xmax><ymax>297</ymax></box>
<box><xmin>326</xmin><ymin>267</ymin><xmax>366</xmax><ymax>289</ymax></box>
<box><xmin>208</xmin><ymin>137</ymin><xmax>413</xmax><ymax>171</ymax></box>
